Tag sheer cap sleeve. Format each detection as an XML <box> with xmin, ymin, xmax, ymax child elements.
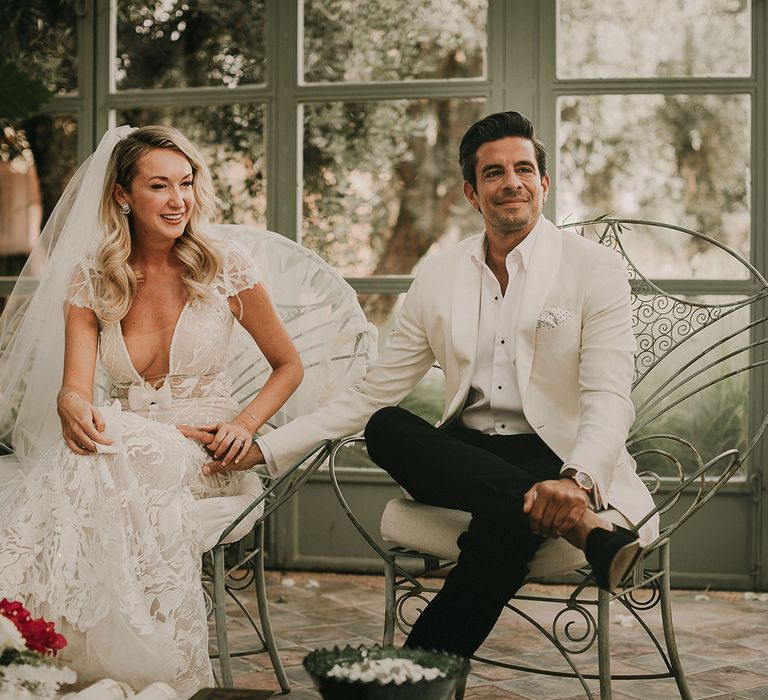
<box><xmin>219</xmin><ymin>239</ymin><xmax>262</xmax><ymax>297</ymax></box>
<box><xmin>65</xmin><ymin>259</ymin><xmax>97</xmax><ymax>309</ymax></box>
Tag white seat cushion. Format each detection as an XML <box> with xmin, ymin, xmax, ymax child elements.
<box><xmin>193</xmin><ymin>471</ymin><xmax>265</xmax><ymax>551</ymax></box>
<box><xmin>380</xmin><ymin>498</ymin><xmax>632</xmax><ymax>579</ymax></box>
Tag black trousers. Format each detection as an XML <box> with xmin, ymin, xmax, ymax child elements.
<box><xmin>364</xmin><ymin>406</ymin><xmax>562</xmax><ymax>657</ymax></box>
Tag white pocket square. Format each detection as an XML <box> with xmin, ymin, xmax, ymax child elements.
<box><xmin>537</xmin><ymin>307</ymin><xmax>574</xmax><ymax>330</ymax></box>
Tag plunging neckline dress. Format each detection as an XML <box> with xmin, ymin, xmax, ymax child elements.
<box><xmin>0</xmin><ymin>239</ymin><xmax>261</xmax><ymax>699</ymax></box>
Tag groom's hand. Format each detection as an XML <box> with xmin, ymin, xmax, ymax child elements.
<box><xmin>177</xmin><ymin>425</ymin><xmax>265</xmax><ymax>475</ymax></box>
<box><xmin>522</xmin><ymin>478</ymin><xmax>590</xmax><ymax>538</ymax></box>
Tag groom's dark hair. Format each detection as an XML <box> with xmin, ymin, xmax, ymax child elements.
<box><xmin>459</xmin><ymin>111</ymin><xmax>548</xmax><ymax>190</ymax></box>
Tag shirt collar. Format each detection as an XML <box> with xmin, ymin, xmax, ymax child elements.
<box><xmin>470</xmin><ymin>215</ymin><xmax>543</xmax><ymax>272</ymax></box>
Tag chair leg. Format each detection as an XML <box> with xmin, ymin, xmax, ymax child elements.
<box><xmin>597</xmin><ymin>587</ymin><xmax>612</xmax><ymax>700</ymax></box>
<box><xmin>253</xmin><ymin>524</ymin><xmax>291</xmax><ymax>694</ymax></box>
<box><xmin>659</xmin><ymin>544</ymin><xmax>693</xmax><ymax>700</ymax></box>
<box><xmin>383</xmin><ymin>559</ymin><xmax>396</xmax><ymax>646</ymax></box>
<box><xmin>454</xmin><ymin>675</ymin><xmax>466</xmax><ymax>700</ymax></box>
<box><xmin>213</xmin><ymin>545</ymin><xmax>234</xmax><ymax>688</ymax></box>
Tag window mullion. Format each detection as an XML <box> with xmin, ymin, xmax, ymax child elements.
<box><xmin>751</xmin><ymin>0</ymin><xmax>768</xmax><ymax>590</ymax></box>
<box><xmin>267</xmin><ymin>0</ymin><xmax>300</xmax><ymax>240</ymax></box>
<box><xmin>295</xmin><ymin>80</ymin><xmax>491</xmax><ymax>102</ymax></box>
<box><xmin>484</xmin><ymin>0</ymin><xmax>507</xmax><ymax>113</ymax></box>
<box><xmin>537</xmin><ymin>0</ymin><xmax>557</xmax><ymax>223</ymax></box>
<box><xmin>77</xmin><ymin>0</ymin><xmax>97</xmax><ymax>160</ymax></box>
<box><xmin>93</xmin><ymin>0</ymin><xmax>112</xmax><ymax>136</ymax></box>
<box><xmin>552</xmin><ymin>78</ymin><xmax>758</xmax><ymax>95</ymax></box>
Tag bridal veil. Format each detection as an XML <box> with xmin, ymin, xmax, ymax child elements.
<box><xmin>0</xmin><ymin>126</ymin><xmax>136</xmax><ymax>472</ymax></box>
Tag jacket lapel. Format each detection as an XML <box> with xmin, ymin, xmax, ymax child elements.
<box><xmin>446</xmin><ymin>246</ymin><xmax>482</xmax><ymax>419</ymax></box>
<box><xmin>515</xmin><ymin>219</ymin><xmax>563</xmax><ymax>397</ymax></box>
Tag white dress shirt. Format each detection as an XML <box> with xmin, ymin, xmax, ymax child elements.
<box><xmin>459</xmin><ymin>224</ymin><xmax>540</xmax><ymax>435</ymax></box>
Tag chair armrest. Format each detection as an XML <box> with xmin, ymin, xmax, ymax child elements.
<box><xmin>634</xmin><ymin>447</ymin><xmax>741</xmax><ymax>552</ymax></box>
<box><xmin>215</xmin><ymin>439</ymin><xmax>334</xmax><ymax>546</ymax></box>
<box><xmin>328</xmin><ymin>437</ymin><xmax>422</xmax><ymax>585</ymax></box>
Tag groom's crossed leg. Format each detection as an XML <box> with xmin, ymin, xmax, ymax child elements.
<box><xmin>364</xmin><ymin>406</ymin><xmax>562</xmax><ymax>657</ymax></box>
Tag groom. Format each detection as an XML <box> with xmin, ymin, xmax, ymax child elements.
<box><xmin>182</xmin><ymin>111</ymin><xmax>657</xmax><ymax>657</ymax></box>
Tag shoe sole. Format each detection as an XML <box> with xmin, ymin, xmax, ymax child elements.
<box><xmin>608</xmin><ymin>540</ymin><xmax>642</xmax><ymax>591</ymax></box>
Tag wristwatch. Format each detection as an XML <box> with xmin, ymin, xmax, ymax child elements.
<box><xmin>570</xmin><ymin>470</ymin><xmax>595</xmax><ymax>492</ymax></box>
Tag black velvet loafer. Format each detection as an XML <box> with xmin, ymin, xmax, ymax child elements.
<box><xmin>585</xmin><ymin>525</ymin><xmax>642</xmax><ymax>592</ymax></box>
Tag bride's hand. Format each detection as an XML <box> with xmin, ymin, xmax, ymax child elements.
<box><xmin>196</xmin><ymin>420</ymin><xmax>252</xmax><ymax>467</ymax></box>
<box><xmin>178</xmin><ymin>425</ymin><xmax>265</xmax><ymax>475</ymax></box>
<box><xmin>57</xmin><ymin>390</ymin><xmax>113</xmax><ymax>455</ymax></box>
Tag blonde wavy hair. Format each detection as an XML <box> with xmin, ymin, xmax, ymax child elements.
<box><xmin>95</xmin><ymin>125</ymin><xmax>223</xmax><ymax>322</ymax></box>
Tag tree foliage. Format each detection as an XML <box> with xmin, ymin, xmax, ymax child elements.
<box><xmin>0</xmin><ymin>61</ymin><xmax>52</xmax><ymax>121</ymax></box>
<box><xmin>557</xmin><ymin>0</ymin><xmax>751</xmax><ymax>277</ymax></box>
<box><xmin>0</xmin><ymin>0</ymin><xmax>78</xmax><ymax>94</ymax></box>
<box><xmin>115</xmin><ymin>0</ymin><xmax>266</xmax><ymax>89</ymax></box>
<box><xmin>1</xmin><ymin>0</ymin><xmax>78</xmax><ymax>225</ymax></box>
<box><xmin>0</xmin><ymin>0</ymin><xmax>755</xmax><ymax>297</ymax></box>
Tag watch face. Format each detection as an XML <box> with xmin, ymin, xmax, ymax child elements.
<box><xmin>575</xmin><ymin>471</ymin><xmax>594</xmax><ymax>490</ymax></box>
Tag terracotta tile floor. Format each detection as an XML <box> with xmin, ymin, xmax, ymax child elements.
<box><xmin>216</xmin><ymin>570</ymin><xmax>768</xmax><ymax>699</ymax></box>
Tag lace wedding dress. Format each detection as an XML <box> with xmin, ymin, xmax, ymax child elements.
<box><xmin>0</xmin><ymin>239</ymin><xmax>262</xmax><ymax>699</ymax></box>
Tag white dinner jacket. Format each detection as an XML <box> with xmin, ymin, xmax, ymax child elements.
<box><xmin>261</xmin><ymin>216</ymin><xmax>659</xmax><ymax>544</ymax></box>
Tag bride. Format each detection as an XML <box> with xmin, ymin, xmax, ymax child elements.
<box><xmin>0</xmin><ymin>126</ymin><xmax>303</xmax><ymax>698</ymax></box>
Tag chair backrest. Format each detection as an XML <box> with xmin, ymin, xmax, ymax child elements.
<box><xmin>566</xmin><ymin>218</ymin><xmax>768</xmax><ymax>543</ymax></box>
<box><xmin>209</xmin><ymin>226</ymin><xmax>379</xmax><ymax>543</ymax></box>
<box><xmin>213</xmin><ymin>225</ymin><xmax>378</xmax><ymax>426</ymax></box>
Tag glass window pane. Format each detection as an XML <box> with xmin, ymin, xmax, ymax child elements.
<box><xmin>0</xmin><ymin>2</ymin><xmax>78</xmax><ymax>94</ymax></box>
<box><xmin>116</xmin><ymin>105</ymin><xmax>266</xmax><ymax>228</ymax></box>
<box><xmin>557</xmin><ymin>94</ymin><xmax>750</xmax><ymax>278</ymax></box>
<box><xmin>303</xmin><ymin>99</ymin><xmax>486</xmax><ymax>277</ymax></box>
<box><xmin>303</xmin><ymin>0</ymin><xmax>487</xmax><ymax>83</ymax></box>
<box><xmin>557</xmin><ymin>0</ymin><xmax>751</xmax><ymax>79</ymax></box>
<box><xmin>0</xmin><ymin>116</ymin><xmax>78</xmax><ymax>275</ymax></box>
<box><xmin>115</xmin><ymin>0</ymin><xmax>266</xmax><ymax>90</ymax></box>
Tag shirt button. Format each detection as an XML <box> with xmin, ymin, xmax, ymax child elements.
<box><xmin>501</xmin><ymin>424</ymin><xmax>506</xmax><ymax>429</ymax></box>
<box><xmin>500</xmin><ymin>339</ymin><xmax>506</xmax><ymax>344</ymax></box>
<box><xmin>498</xmin><ymin>385</ymin><xmax>502</xmax><ymax>390</ymax></box>
<box><xmin>494</xmin><ymin>296</ymin><xmax>499</xmax><ymax>301</ymax></box>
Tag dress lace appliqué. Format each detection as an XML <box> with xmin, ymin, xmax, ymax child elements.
<box><xmin>0</xmin><ymin>242</ymin><xmax>263</xmax><ymax>699</ymax></box>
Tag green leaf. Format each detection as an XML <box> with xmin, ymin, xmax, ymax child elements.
<box><xmin>0</xmin><ymin>59</ymin><xmax>53</xmax><ymax>120</ymax></box>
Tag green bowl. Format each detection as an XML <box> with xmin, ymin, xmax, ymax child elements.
<box><xmin>303</xmin><ymin>644</ymin><xmax>470</xmax><ymax>700</ymax></box>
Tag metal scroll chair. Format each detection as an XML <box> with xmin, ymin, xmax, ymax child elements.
<box><xmin>328</xmin><ymin>218</ymin><xmax>768</xmax><ymax>700</ymax></box>
<box><xmin>195</xmin><ymin>225</ymin><xmax>377</xmax><ymax>690</ymax></box>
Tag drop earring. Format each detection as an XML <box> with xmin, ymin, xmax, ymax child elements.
<box><xmin>121</xmin><ymin>203</ymin><xmax>131</xmax><ymax>215</ymax></box>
